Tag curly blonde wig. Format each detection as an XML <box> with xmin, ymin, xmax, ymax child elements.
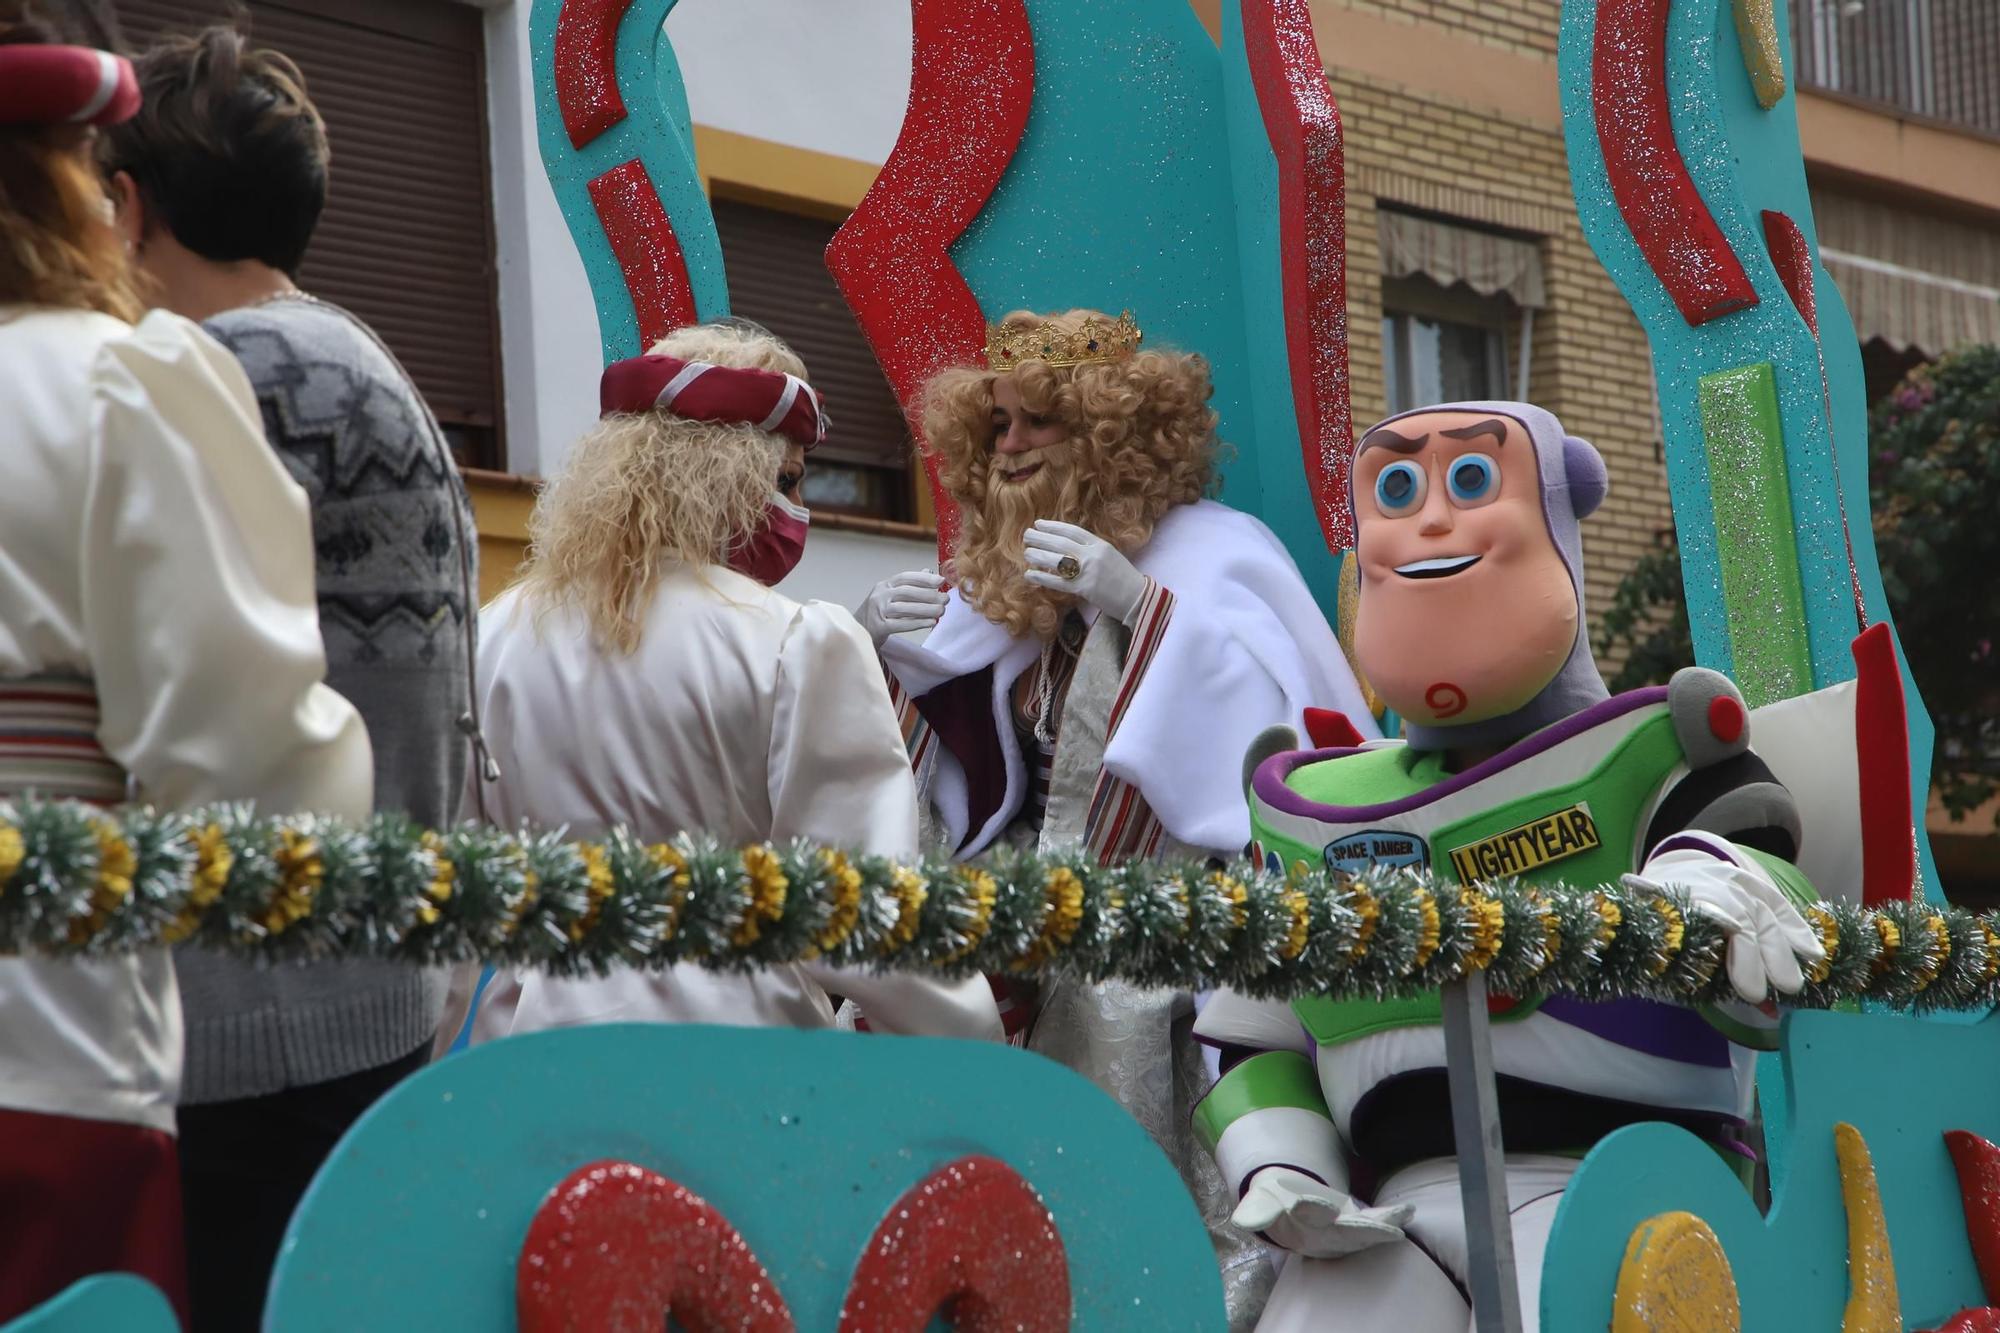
<box><xmin>515</xmin><ymin>321</ymin><xmax>807</xmax><ymax>656</ymax></box>
<box><xmin>922</xmin><ymin>308</ymin><xmax>1219</xmax><ymax>640</ymax></box>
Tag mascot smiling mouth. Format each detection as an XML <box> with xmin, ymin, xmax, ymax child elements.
<box><xmin>1394</xmin><ymin>554</ymin><xmax>1482</xmax><ymax>580</ymax></box>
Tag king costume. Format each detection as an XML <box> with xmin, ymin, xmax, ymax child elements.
<box><xmin>870</xmin><ymin>308</ymin><xmax>1378</xmax><ymax>1328</ymax></box>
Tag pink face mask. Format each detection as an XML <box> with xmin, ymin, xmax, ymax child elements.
<box><xmin>727</xmin><ymin>493</ymin><xmax>810</xmax><ymax>586</ymax></box>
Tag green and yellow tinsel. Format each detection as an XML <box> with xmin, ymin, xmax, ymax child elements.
<box><xmin>0</xmin><ymin>799</ymin><xmax>1990</xmax><ymax>1011</ymax></box>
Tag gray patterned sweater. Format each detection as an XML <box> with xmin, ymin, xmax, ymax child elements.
<box><xmin>176</xmin><ymin>295</ymin><xmax>476</xmax><ymax>1104</ymax></box>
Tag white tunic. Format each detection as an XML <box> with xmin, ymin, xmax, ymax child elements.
<box><xmin>463</xmin><ymin>569</ymin><xmax>1003</xmax><ymax>1042</ymax></box>
<box><xmin>0</xmin><ymin>307</ymin><xmax>374</xmax><ymax>1131</ymax></box>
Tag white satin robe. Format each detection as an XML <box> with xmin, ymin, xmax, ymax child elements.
<box><xmin>0</xmin><ymin>306</ymin><xmax>372</xmax><ymax>1131</ymax></box>
<box><xmin>458</xmin><ymin>570</ymin><xmax>1002</xmax><ymax>1043</ymax></box>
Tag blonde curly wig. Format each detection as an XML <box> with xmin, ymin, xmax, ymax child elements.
<box><xmin>515</xmin><ymin>321</ymin><xmax>806</xmax><ymax>655</ymax></box>
<box><xmin>922</xmin><ymin>308</ymin><xmax>1219</xmax><ymax>640</ymax></box>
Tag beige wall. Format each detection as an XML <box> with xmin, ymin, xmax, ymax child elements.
<box><xmin>481</xmin><ymin>0</ymin><xmax>2000</xmax><ymax>659</ymax></box>
<box><xmin>466</xmin><ymin>470</ymin><xmax>534</xmax><ymax>605</ymax></box>
<box><xmin>1308</xmin><ymin>2</ymin><xmax>1670</xmax><ymax>635</ymax></box>
<box><xmin>1297</xmin><ymin>0</ymin><xmax>2000</xmax><ymax>651</ymax></box>
<box><xmin>1324</xmin><ymin>0</ymin><xmax>1559</xmax><ymax>57</ymax></box>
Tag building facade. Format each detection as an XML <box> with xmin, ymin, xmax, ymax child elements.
<box><xmin>121</xmin><ymin>0</ymin><xmax>1999</xmax><ymax>882</ymax></box>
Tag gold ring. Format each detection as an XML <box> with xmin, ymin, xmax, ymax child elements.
<box><xmin>1055</xmin><ymin>556</ymin><xmax>1082</xmax><ymax>581</ymax></box>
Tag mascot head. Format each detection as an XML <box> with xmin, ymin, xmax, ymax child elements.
<box><xmin>1349</xmin><ymin>401</ymin><xmax>1610</xmax><ymax>751</ymax></box>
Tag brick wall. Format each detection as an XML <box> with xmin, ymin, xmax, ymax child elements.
<box><xmin>1329</xmin><ymin>46</ymin><xmax>1675</xmax><ymax>654</ymax></box>
<box><xmin>1331</xmin><ymin>0</ymin><xmax>1560</xmax><ymax>58</ymax></box>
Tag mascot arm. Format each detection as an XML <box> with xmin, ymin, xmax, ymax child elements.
<box><xmin>1631</xmin><ymin>831</ymin><xmax>1824</xmax><ymax>1047</ymax></box>
<box><xmin>1193</xmin><ymin>1050</ymin><xmax>1348</xmax><ymax>1198</ymax></box>
<box><xmin>1740</xmin><ymin>844</ymin><xmax>1817</xmax><ymax>913</ymax></box>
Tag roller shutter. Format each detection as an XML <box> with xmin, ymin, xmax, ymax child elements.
<box><xmin>712</xmin><ymin>197</ymin><xmax>915</xmax><ymax>519</ymax></box>
<box><xmin>118</xmin><ymin>0</ymin><xmax>504</xmax><ymax>468</ymax></box>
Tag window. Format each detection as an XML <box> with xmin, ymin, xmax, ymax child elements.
<box><xmin>710</xmin><ymin>198</ymin><xmax>918</xmax><ymax>523</ymax></box>
<box><xmin>117</xmin><ymin>0</ymin><xmax>506</xmax><ymax>470</ymax></box>
<box><xmin>1380</xmin><ymin>275</ymin><xmax>1512</xmax><ymax>416</ymax></box>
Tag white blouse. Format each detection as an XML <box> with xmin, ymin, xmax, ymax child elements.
<box><xmin>461</xmin><ymin>569</ymin><xmax>1002</xmax><ymax>1043</ymax></box>
<box><xmin>0</xmin><ymin>306</ymin><xmax>373</xmax><ymax>1130</ymax></box>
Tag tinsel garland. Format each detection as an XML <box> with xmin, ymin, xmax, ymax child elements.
<box><xmin>0</xmin><ymin>799</ymin><xmax>1994</xmax><ymax>1011</ymax></box>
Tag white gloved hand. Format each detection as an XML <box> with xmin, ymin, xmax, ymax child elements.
<box><xmin>1623</xmin><ymin>848</ymin><xmax>1824</xmax><ymax>1004</ymax></box>
<box><xmin>1021</xmin><ymin>520</ymin><xmax>1150</xmax><ymax>623</ymax></box>
<box><xmin>1230</xmin><ymin>1166</ymin><xmax>1414</xmax><ymax>1259</ymax></box>
<box><xmin>854</xmin><ymin>570</ymin><xmax>948</xmax><ymax>645</ymax></box>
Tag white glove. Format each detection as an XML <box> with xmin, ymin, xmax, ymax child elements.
<box><xmin>1623</xmin><ymin>847</ymin><xmax>1824</xmax><ymax>1004</ymax></box>
<box><xmin>1230</xmin><ymin>1166</ymin><xmax>1414</xmax><ymax>1259</ymax></box>
<box><xmin>1021</xmin><ymin>520</ymin><xmax>1149</xmax><ymax>623</ymax></box>
<box><xmin>854</xmin><ymin>570</ymin><xmax>947</xmax><ymax>645</ymax></box>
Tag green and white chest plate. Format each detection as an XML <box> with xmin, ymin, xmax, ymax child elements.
<box><xmin>1249</xmin><ymin>691</ymin><xmax>1690</xmax><ymax>1044</ymax></box>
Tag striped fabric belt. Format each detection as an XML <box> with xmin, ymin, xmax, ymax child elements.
<box><xmin>0</xmin><ymin>675</ymin><xmax>126</xmax><ymax>804</ymax></box>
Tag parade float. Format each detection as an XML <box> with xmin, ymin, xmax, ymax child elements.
<box><xmin>2</xmin><ymin>0</ymin><xmax>1987</xmax><ymax>1329</ymax></box>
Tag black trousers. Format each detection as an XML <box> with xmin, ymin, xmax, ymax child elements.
<box><xmin>177</xmin><ymin>1042</ymin><xmax>431</xmax><ymax>1332</ymax></box>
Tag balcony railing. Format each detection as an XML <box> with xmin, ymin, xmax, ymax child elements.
<box><xmin>1788</xmin><ymin>0</ymin><xmax>2000</xmax><ymax>138</ymax></box>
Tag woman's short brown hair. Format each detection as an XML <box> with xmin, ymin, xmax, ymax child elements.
<box><xmin>100</xmin><ymin>24</ymin><xmax>328</xmax><ymax>276</ymax></box>
<box><xmin>0</xmin><ymin>0</ymin><xmax>141</xmax><ymax>319</ymax></box>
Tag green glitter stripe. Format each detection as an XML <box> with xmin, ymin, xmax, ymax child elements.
<box><xmin>1697</xmin><ymin>363</ymin><xmax>1814</xmax><ymax>707</ymax></box>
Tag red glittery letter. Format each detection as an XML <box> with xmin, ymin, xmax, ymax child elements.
<box><xmin>1593</xmin><ymin>0</ymin><xmax>1759</xmax><ymax>326</ymax></box>
<box><xmin>838</xmin><ymin>1155</ymin><xmax>1070</xmax><ymax>1332</ymax></box>
<box><xmin>517</xmin><ymin>1160</ymin><xmax>793</xmax><ymax>1333</ymax></box>
<box><xmin>553</xmin><ymin>0</ymin><xmax>632</xmax><ymax>149</ymax></box>
<box><xmin>1242</xmin><ymin>0</ymin><xmax>1354</xmax><ymax>554</ymax></box>
<box><xmin>1852</xmin><ymin>622</ymin><xmax>1915</xmax><ymax>905</ymax></box>
<box><xmin>588</xmin><ymin>158</ymin><xmax>699</xmax><ymax>349</ymax></box>
<box><xmin>1760</xmin><ymin>209</ymin><xmax>1817</xmax><ymax>334</ymax></box>
<box><xmin>1946</xmin><ymin>1131</ymin><xmax>2000</xmax><ymax>1304</ymax></box>
<box><xmin>824</xmin><ymin>0</ymin><xmax>1034</xmax><ymax>564</ymax></box>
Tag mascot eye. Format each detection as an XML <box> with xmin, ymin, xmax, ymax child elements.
<box><xmin>1374</xmin><ymin>461</ymin><xmax>1427</xmax><ymax>515</ymax></box>
<box><xmin>1446</xmin><ymin>453</ymin><xmax>1499</xmax><ymax>506</ymax></box>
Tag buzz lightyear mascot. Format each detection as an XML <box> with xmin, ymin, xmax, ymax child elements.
<box><xmin>1193</xmin><ymin>402</ymin><xmax>1827</xmax><ymax>1331</ymax></box>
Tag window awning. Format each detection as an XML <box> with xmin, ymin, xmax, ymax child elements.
<box><xmin>1380</xmin><ymin>209</ymin><xmax>1546</xmax><ymax>309</ymax></box>
<box><xmin>1811</xmin><ymin>188</ymin><xmax>2000</xmax><ymax>356</ymax></box>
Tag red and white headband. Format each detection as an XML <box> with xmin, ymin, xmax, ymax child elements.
<box><xmin>0</xmin><ymin>46</ymin><xmax>141</xmax><ymax>128</ymax></box>
<box><xmin>600</xmin><ymin>353</ymin><xmax>828</xmax><ymax>451</ymax></box>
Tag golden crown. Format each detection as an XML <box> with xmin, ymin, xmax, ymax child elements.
<box><xmin>984</xmin><ymin>311</ymin><xmax>1144</xmax><ymax>370</ymax></box>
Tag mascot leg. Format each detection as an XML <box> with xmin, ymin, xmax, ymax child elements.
<box><xmin>1382</xmin><ymin>1154</ymin><xmax>1579</xmax><ymax>1333</ymax></box>
<box><xmin>1255</xmin><ymin>1240</ymin><xmax>1466</xmax><ymax>1331</ymax></box>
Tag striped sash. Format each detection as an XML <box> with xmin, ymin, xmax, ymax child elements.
<box><xmin>0</xmin><ymin>676</ymin><xmax>126</xmax><ymax>804</ymax></box>
<box><xmin>1079</xmin><ymin>578</ymin><xmax>1174</xmax><ymax>865</ymax></box>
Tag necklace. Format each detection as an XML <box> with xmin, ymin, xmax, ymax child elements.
<box><xmin>1029</xmin><ymin>642</ymin><xmax>1061</xmax><ymax>747</ymax></box>
<box><xmin>1026</xmin><ymin>614</ymin><xmax>1086</xmax><ymax>747</ymax></box>
<box><xmin>240</xmin><ymin>287</ymin><xmax>315</xmax><ymax>311</ymax></box>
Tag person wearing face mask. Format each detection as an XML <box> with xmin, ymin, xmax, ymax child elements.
<box><xmin>446</xmin><ymin>320</ymin><xmax>1002</xmax><ymax>1046</ymax></box>
<box><xmin>858</xmin><ymin>308</ymin><xmax>1375</xmax><ymax>1329</ymax></box>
